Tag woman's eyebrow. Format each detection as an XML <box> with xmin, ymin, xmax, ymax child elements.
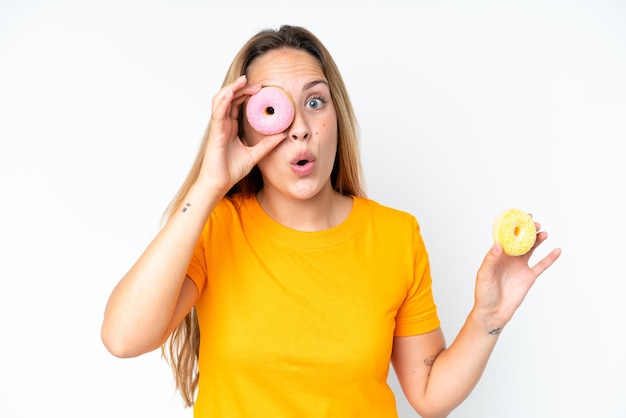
<box><xmin>302</xmin><ymin>79</ymin><xmax>329</xmax><ymax>91</ymax></box>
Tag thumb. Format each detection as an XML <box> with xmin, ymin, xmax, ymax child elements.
<box><xmin>490</xmin><ymin>242</ymin><xmax>503</xmax><ymax>257</ymax></box>
<box><xmin>247</xmin><ymin>133</ymin><xmax>287</xmax><ymax>163</ymax></box>
<box><xmin>478</xmin><ymin>243</ymin><xmax>503</xmax><ymax>279</ymax></box>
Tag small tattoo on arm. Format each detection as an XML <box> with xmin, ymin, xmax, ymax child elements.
<box><xmin>424</xmin><ymin>350</ymin><xmax>443</xmax><ymax>376</ymax></box>
<box><xmin>424</xmin><ymin>348</ymin><xmax>443</xmax><ymax>366</ymax></box>
<box><xmin>488</xmin><ymin>327</ymin><xmax>502</xmax><ymax>335</ymax></box>
<box><xmin>182</xmin><ymin>202</ymin><xmax>191</xmax><ymax>212</ymax></box>
<box><xmin>424</xmin><ymin>354</ymin><xmax>437</xmax><ymax>367</ymax></box>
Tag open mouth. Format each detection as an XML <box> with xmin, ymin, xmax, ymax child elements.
<box><xmin>296</xmin><ymin>160</ymin><xmax>308</xmax><ymax>166</ymax></box>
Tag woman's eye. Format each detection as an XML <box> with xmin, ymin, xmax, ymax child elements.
<box><xmin>306</xmin><ymin>97</ymin><xmax>325</xmax><ymax>109</ymax></box>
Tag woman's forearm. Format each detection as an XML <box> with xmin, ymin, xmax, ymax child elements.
<box><xmin>421</xmin><ymin>309</ymin><xmax>502</xmax><ymax>417</ymax></box>
<box><xmin>101</xmin><ymin>183</ymin><xmax>222</xmax><ymax>357</ymax></box>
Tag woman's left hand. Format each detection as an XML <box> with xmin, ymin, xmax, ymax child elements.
<box><xmin>473</xmin><ymin>222</ymin><xmax>562</xmax><ymax>330</ymax></box>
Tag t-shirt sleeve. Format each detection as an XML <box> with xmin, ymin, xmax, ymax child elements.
<box><xmin>394</xmin><ymin>218</ymin><xmax>440</xmax><ymax>336</ymax></box>
<box><xmin>185</xmin><ymin>196</ymin><xmax>241</xmax><ymax>295</ymax></box>
<box><xmin>186</xmin><ymin>224</ymin><xmax>208</xmax><ymax>295</ymax></box>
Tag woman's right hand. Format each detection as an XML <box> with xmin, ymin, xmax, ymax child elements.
<box><xmin>197</xmin><ymin>75</ymin><xmax>286</xmax><ymax>194</ymax></box>
<box><xmin>103</xmin><ymin>75</ymin><xmax>286</xmax><ymax>358</ymax></box>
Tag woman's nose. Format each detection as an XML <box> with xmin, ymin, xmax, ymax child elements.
<box><xmin>287</xmin><ymin>111</ymin><xmax>310</xmax><ymax>141</ymax></box>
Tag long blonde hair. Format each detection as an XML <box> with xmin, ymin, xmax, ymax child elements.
<box><xmin>161</xmin><ymin>24</ymin><xmax>366</xmax><ymax>406</ymax></box>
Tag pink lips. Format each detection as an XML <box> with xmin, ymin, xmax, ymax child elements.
<box><xmin>290</xmin><ymin>152</ymin><xmax>315</xmax><ymax>176</ymax></box>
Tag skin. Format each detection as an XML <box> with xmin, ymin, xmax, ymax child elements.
<box><xmin>392</xmin><ymin>227</ymin><xmax>560</xmax><ymax>417</ymax></box>
<box><xmin>241</xmin><ymin>48</ymin><xmax>353</xmax><ymax>230</ymax></box>
<box><xmin>101</xmin><ymin>47</ymin><xmax>562</xmax><ymax>418</ymax></box>
<box><xmin>101</xmin><ymin>49</ymin><xmax>351</xmax><ymax>356</ymax></box>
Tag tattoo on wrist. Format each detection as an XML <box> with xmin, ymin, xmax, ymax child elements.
<box><xmin>182</xmin><ymin>202</ymin><xmax>191</xmax><ymax>213</ymax></box>
<box><xmin>488</xmin><ymin>327</ymin><xmax>502</xmax><ymax>335</ymax></box>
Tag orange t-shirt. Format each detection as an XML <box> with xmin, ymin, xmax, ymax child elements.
<box><xmin>186</xmin><ymin>195</ymin><xmax>440</xmax><ymax>417</ymax></box>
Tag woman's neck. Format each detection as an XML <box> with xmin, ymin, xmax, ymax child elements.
<box><xmin>256</xmin><ymin>185</ymin><xmax>353</xmax><ymax>232</ymax></box>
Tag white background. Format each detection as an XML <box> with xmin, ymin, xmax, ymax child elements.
<box><xmin>1</xmin><ymin>1</ymin><xmax>625</xmax><ymax>417</ymax></box>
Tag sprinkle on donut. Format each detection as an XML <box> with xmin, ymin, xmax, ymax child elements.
<box><xmin>245</xmin><ymin>86</ymin><xmax>295</xmax><ymax>135</ymax></box>
<box><xmin>492</xmin><ymin>208</ymin><xmax>537</xmax><ymax>256</ymax></box>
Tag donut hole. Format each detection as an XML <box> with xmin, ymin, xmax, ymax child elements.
<box><xmin>514</xmin><ymin>226</ymin><xmax>520</xmax><ymax>237</ymax></box>
<box><xmin>264</xmin><ymin>106</ymin><xmax>275</xmax><ymax>116</ymax></box>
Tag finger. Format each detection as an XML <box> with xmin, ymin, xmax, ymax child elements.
<box><xmin>490</xmin><ymin>242</ymin><xmax>503</xmax><ymax>257</ymax></box>
<box><xmin>229</xmin><ymin>95</ymin><xmax>244</xmax><ymax>120</ymax></box>
<box><xmin>229</xmin><ymin>93</ymin><xmax>250</xmax><ymax>120</ymax></box>
<box><xmin>211</xmin><ymin>87</ymin><xmax>236</xmax><ymax>123</ymax></box>
<box><xmin>230</xmin><ymin>84</ymin><xmax>263</xmax><ymax>119</ymax></box>
<box><xmin>530</xmin><ymin>247</ymin><xmax>562</xmax><ymax>277</ymax></box>
<box><xmin>534</xmin><ymin>230</ymin><xmax>548</xmax><ymax>251</ymax></box>
<box><xmin>476</xmin><ymin>243</ymin><xmax>504</xmax><ymax>281</ymax></box>
<box><xmin>211</xmin><ymin>76</ymin><xmax>249</xmax><ymax>121</ymax></box>
<box><xmin>247</xmin><ymin>133</ymin><xmax>287</xmax><ymax>163</ymax></box>
<box><xmin>521</xmin><ymin>230</ymin><xmax>548</xmax><ymax>260</ymax></box>
<box><xmin>234</xmin><ymin>83</ymin><xmax>262</xmax><ymax>101</ymax></box>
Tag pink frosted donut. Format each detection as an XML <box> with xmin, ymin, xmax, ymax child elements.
<box><xmin>245</xmin><ymin>86</ymin><xmax>295</xmax><ymax>135</ymax></box>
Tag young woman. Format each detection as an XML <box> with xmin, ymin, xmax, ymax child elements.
<box><xmin>101</xmin><ymin>25</ymin><xmax>561</xmax><ymax>418</ymax></box>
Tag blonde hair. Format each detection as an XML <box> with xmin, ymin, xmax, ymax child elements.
<box><xmin>161</xmin><ymin>24</ymin><xmax>366</xmax><ymax>406</ymax></box>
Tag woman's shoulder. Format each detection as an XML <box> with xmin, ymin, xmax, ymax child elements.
<box><xmin>353</xmin><ymin>196</ymin><xmax>420</xmax><ymax>228</ymax></box>
<box><xmin>209</xmin><ymin>193</ymin><xmax>251</xmax><ymax>220</ymax></box>
<box><xmin>355</xmin><ymin>196</ymin><xmax>416</xmax><ymax>218</ymax></box>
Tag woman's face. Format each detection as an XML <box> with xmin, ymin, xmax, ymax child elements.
<box><xmin>242</xmin><ymin>48</ymin><xmax>338</xmax><ymax>201</ymax></box>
